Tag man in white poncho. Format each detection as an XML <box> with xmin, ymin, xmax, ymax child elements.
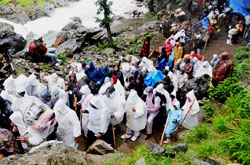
<box><xmin>41</xmin><ymin>73</ymin><xmax>65</xmax><ymax>92</ymax></box>
<box><xmin>181</xmin><ymin>90</ymin><xmax>200</xmax><ymax>129</ymax></box>
<box><xmin>86</xmin><ymin>96</ymin><xmax>110</xmax><ymax>147</ymax></box>
<box><xmin>121</xmin><ymin>90</ymin><xmax>147</xmax><ymax>142</ymax></box>
<box><xmin>53</xmin><ymin>99</ymin><xmax>81</xmax><ymax>150</ymax></box>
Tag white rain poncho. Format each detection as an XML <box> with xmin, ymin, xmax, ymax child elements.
<box><xmin>102</xmin><ymin>86</ymin><xmax>125</xmax><ymax>126</ymax></box>
<box><xmin>174</xmin><ymin>70</ymin><xmax>188</xmax><ymax>88</ymax></box>
<box><xmin>1</xmin><ymin>76</ymin><xmax>18</xmax><ymax>102</ymax></box>
<box><xmin>175</xmin><ymin>29</ymin><xmax>186</xmax><ymax>43</ymax></box>
<box><xmin>44</xmin><ymin>73</ymin><xmax>65</xmax><ymax>92</ymax></box>
<box><xmin>194</xmin><ymin>61</ymin><xmax>213</xmax><ymax>78</ymax></box>
<box><xmin>121</xmin><ymin>62</ymin><xmax>137</xmax><ymax>87</ymax></box>
<box><xmin>139</xmin><ymin>57</ymin><xmax>156</xmax><ymax>73</ymax></box>
<box><xmin>78</xmin><ymin>85</ymin><xmax>94</xmax><ymax>137</ymax></box>
<box><xmin>11</xmin><ymin>96</ymin><xmax>56</xmax><ymax>139</ymax></box>
<box><xmin>9</xmin><ymin>111</ymin><xmax>44</xmax><ymax>147</ymax></box>
<box><xmin>168</xmin><ymin>71</ymin><xmax>179</xmax><ymax>93</ymax></box>
<box><xmin>210</xmin><ymin>54</ymin><xmax>219</xmax><ymax>68</ymax></box>
<box><xmin>122</xmin><ymin>55</ymin><xmax>140</xmax><ymax>67</ymax></box>
<box><xmin>181</xmin><ymin>90</ymin><xmax>200</xmax><ymax>130</ymax></box>
<box><xmin>125</xmin><ymin>90</ymin><xmax>147</xmax><ymax>132</ymax></box>
<box><xmin>51</xmin><ymin>86</ymin><xmax>69</xmax><ymax>104</ymax></box>
<box><xmin>192</xmin><ymin>57</ymin><xmax>203</xmax><ymax>77</ymax></box>
<box><xmin>69</xmin><ymin>63</ymin><xmax>86</xmax><ymax>81</ymax></box>
<box><xmin>25</xmin><ymin>74</ymin><xmax>47</xmax><ymax>97</ymax></box>
<box><xmin>87</xmin><ymin>96</ymin><xmax>110</xmax><ymax>135</ymax></box>
<box><xmin>53</xmin><ymin>99</ymin><xmax>81</xmax><ymax>149</ymax></box>
<box><xmin>15</xmin><ymin>74</ymin><xmax>28</xmax><ymax>94</ymax></box>
<box><xmin>153</xmin><ymin>84</ymin><xmax>171</xmax><ymax>110</ymax></box>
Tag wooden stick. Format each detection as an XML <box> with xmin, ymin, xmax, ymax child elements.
<box><xmin>160</xmin><ymin>113</ymin><xmax>170</xmax><ymax>146</ymax></box>
<box><xmin>74</xmin><ymin>95</ymin><xmax>77</xmax><ymax>112</ymax></box>
<box><xmin>123</xmin><ymin>110</ymin><xmax>134</xmax><ymax>143</ymax></box>
<box><xmin>174</xmin><ymin>99</ymin><xmax>196</xmax><ymax>136</ymax></box>
<box><xmin>111</xmin><ymin>117</ymin><xmax>117</xmax><ymax>149</ymax></box>
<box><xmin>203</xmin><ymin>33</ymin><xmax>210</xmax><ymax>51</ymax></box>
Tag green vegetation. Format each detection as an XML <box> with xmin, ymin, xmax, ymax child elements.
<box><xmin>58</xmin><ymin>54</ymin><xmax>67</xmax><ymax>63</ymax></box>
<box><xmin>0</xmin><ymin>0</ymin><xmax>54</xmax><ymax>8</ymax></box>
<box><xmin>111</xmin><ymin>46</ymin><xmax>250</xmax><ymax>164</ymax></box>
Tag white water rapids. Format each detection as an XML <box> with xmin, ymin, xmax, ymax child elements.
<box><xmin>0</xmin><ymin>0</ymin><xmax>147</xmax><ymax>39</ymax></box>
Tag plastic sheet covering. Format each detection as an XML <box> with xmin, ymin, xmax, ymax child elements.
<box><xmin>25</xmin><ymin>74</ymin><xmax>47</xmax><ymax>97</ymax></box>
<box><xmin>174</xmin><ymin>70</ymin><xmax>188</xmax><ymax>88</ymax></box>
<box><xmin>181</xmin><ymin>90</ymin><xmax>200</xmax><ymax>130</ymax></box>
<box><xmin>144</xmin><ymin>70</ymin><xmax>164</xmax><ymax>87</ymax></box>
<box><xmin>139</xmin><ymin>57</ymin><xmax>156</xmax><ymax>73</ymax></box>
<box><xmin>194</xmin><ymin>61</ymin><xmax>213</xmax><ymax>78</ymax></box>
<box><xmin>15</xmin><ymin>74</ymin><xmax>28</xmax><ymax>93</ymax></box>
<box><xmin>125</xmin><ymin>90</ymin><xmax>147</xmax><ymax>131</ymax></box>
<box><xmin>153</xmin><ymin>83</ymin><xmax>171</xmax><ymax>109</ymax></box>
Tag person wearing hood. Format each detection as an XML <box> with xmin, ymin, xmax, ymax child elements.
<box><xmin>41</xmin><ymin>73</ymin><xmax>65</xmax><ymax>92</ymax></box>
<box><xmin>111</xmin><ymin>63</ymin><xmax>125</xmax><ymax>86</ymax></box>
<box><xmin>25</xmin><ymin>74</ymin><xmax>47</xmax><ymax>98</ymax></box>
<box><xmin>212</xmin><ymin>52</ymin><xmax>234</xmax><ymax>84</ymax></box>
<box><xmin>9</xmin><ymin>111</ymin><xmax>44</xmax><ymax>150</ymax></box>
<box><xmin>67</xmin><ymin>73</ymin><xmax>85</xmax><ymax>110</ymax></box>
<box><xmin>101</xmin><ymin>65</ymin><xmax>111</xmax><ymax>78</ymax></box>
<box><xmin>69</xmin><ymin>63</ymin><xmax>86</xmax><ymax>81</ymax></box>
<box><xmin>87</xmin><ymin>96</ymin><xmax>110</xmax><ymax>147</ymax></box>
<box><xmin>51</xmin><ymin>86</ymin><xmax>69</xmax><ymax>106</ymax></box>
<box><xmin>121</xmin><ymin>90</ymin><xmax>147</xmax><ymax>141</ymax></box>
<box><xmin>1</xmin><ymin>76</ymin><xmax>18</xmax><ymax>103</ymax></box>
<box><xmin>0</xmin><ymin>96</ymin><xmax>12</xmax><ymax>130</ymax></box>
<box><xmin>127</xmin><ymin>74</ymin><xmax>145</xmax><ymax>98</ymax></box>
<box><xmin>144</xmin><ymin>87</ymin><xmax>161</xmax><ymax>139</ymax></box>
<box><xmin>184</xmin><ymin>58</ymin><xmax>194</xmax><ymax>79</ymax></box>
<box><xmin>192</xmin><ymin>57</ymin><xmax>202</xmax><ymax>77</ymax></box>
<box><xmin>78</xmin><ymin>85</ymin><xmax>94</xmax><ymax>137</ymax></box>
<box><xmin>210</xmin><ymin>54</ymin><xmax>219</xmax><ymax>68</ymax></box>
<box><xmin>164</xmin><ymin>100</ymin><xmax>182</xmax><ymax>144</ymax></box>
<box><xmin>173</xmin><ymin>42</ymin><xmax>183</xmax><ymax>66</ymax></box>
<box><xmin>53</xmin><ymin>99</ymin><xmax>81</xmax><ymax>150</ymax></box>
<box><xmin>85</xmin><ymin>61</ymin><xmax>105</xmax><ymax>85</ymax></box>
<box><xmin>40</xmin><ymin>89</ymin><xmax>53</xmax><ymax>108</ymax></box>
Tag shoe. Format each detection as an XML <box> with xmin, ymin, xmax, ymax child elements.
<box><xmin>121</xmin><ymin>134</ymin><xmax>131</xmax><ymax>139</ymax></box>
<box><xmin>163</xmin><ymin>139</ymin><xmax>171</xmax><ymax>144</ymax></box>
<box><xmin>131</xmin><ymin>135</ymin><xmax>138</xmax><ymax>142</ymax></box>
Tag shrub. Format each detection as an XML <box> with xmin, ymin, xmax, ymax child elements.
<box><xmin>233</xmin><ymin>58</ymin><xmax>250</xmax><ymax>80</ymax></box>
<box><xmin>222</xmin><ymin>119</ymin><xmax>250</xmax><ymax>164</ymax></box>
<box><xmin>209</xmin><ymin>77</ymin><xmax>243</xmax><ymax>102</ymax></box>
<box><xmin>234</xmin><ymin>46</ymin><xmax>250</xmax><ymax>62</ymax></box>
<box><xmin>183</xmin><ymin>124</ymin><xmax>210</xmax><ymax>143</ymax></box>
<box><xmin>58</xmin><ymin>54</ymin><xmax>67</xmax><ymax>63</ymax></box>
<box><xmin>202</xmin><ymin>100</ymin><xmax>217</xmax><ymax>119</ymax></box>
<box><xmin>212</xmin><ymin>116</ymin><xmax>230</xmax><ymax>133</ymax></box>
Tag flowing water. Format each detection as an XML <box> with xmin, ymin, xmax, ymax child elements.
<box><xmin>0</xmin><ymin>0</ymin><xmax>147</xmax><ymax>39</ymax></box>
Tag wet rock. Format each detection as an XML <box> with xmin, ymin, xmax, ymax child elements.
<box><xmin>86</xmin><ymin>140</ymin><xmax>114</xmax><ymax>155</ymax></box>
<box><xmin>179</xmin><ymin>74</ymin><xmax>211</xmax><ymax>102</ymax></box>
<box><xmin>86</xmin><ymin>153</ymin><xmax>119</xmax><ymax>164</ymax></box>
<box><xmin>191</xmin><ymin>157</ymin><xmax>220</xmax><ymax>165</ymax></box>
<box><xmin>0</xmin><ymin>140</ymin><xmax>87</xmax><ymax>165</ymax></box>
<box><xmin>135</xmin><ymin>157</ymin><xmax>146</xmax><ymax>165</ymax></box>
<box><xmin>152</xmin><ymin>144</ymin><xmax>165</xmax><ymax>155</ymax></box>
<box><xmin>168</xmin><ymin>143</ymin><xmax>188</xmax><ymax>153</ymax></box>
<box><xmin>56</xmin><ymin>39</ymin><xmax>79</xmax><ymax>56</ymax></box>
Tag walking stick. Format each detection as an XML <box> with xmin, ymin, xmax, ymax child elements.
<box><xmin>74</xmin><ymin>94</ymin><xmax>77</xmax><ymax>112</ymax></box>
<box><xmin>111</xmin><ymin>117</ymin><xmax>117</xmax><ymax>149</ymax></box>
<box><xmin>174</xmin><ymin>99</ymin><xmax>196</xmax><ymax>136</ymax></box>
<box><xmin>123</xmin><ymin>110</ymin><xmax>134</xmax><ymax>143</ymax></box>
<box><xmin>160</xmin><ymin>113</ymin><xmax>170</xmax><ymax>146</ymax></box>
<box><xmin>203</xmin><ymin>33</ymin><xmax>210</xmax><ymax>51</ymax></box>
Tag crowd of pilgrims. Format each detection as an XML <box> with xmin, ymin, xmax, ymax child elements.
<box><xmin>1</xmin><ymin>0</ymin><xmax>245</xmax><ymax>158</ymax></box>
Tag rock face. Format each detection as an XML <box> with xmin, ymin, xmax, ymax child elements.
<box><xmin>0</xmin><ymin>140</ymin><xmax>88</xmax><ymax>165</ymax></box>
<box><xmin>86</xmin><ymin>140</ymin><xmax>114</xmax><ymax>155</ymax></box>
<box><xmin>0</xmin><ymin>0</ymin><xmax>79</xmax><ymax>24</ymax></box>
<box><xmin>148</xmin><ymin>0</ymin><xmax>185</xmax><ymax>13</ymax></box>
<box><xmin>56</xmin><ymin>17</ymin><xmax>106</xmax><ymax>56</ymax></box>
<box><xmin>135</xmin><ymin>157</ymin><xmax>146</xmax><ymax>165</ymax></box>
<box><xmin>179</xmin><ymin>74</ymin><xmax>211</xmax><ymax>102</ymax></box>
<box><xmin>152</xmin><ymin>144</ymin><xmax>165</xmax><ymax>155</ymax></box>
<box><xmin>0</xmin><ymin>22</ymin><xmax>27</xmax><ymax>55</ymax></box>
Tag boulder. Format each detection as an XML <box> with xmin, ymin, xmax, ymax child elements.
<box><xmin>152</xmin><ymin>144</ymin><xmax>165</xmax><ymax>155</ymax></box>
<box><xmin>135</xmin><ymin>157</ymin><xmax>146</xmax><ymax>165</ymax></box>
<box><xmin>0</xmin><ymin>140</ymin><xmax>88</xmax><ymax>165</ymax></box>
<box><xmin>191</xmin><ymin>157</ymin><xmax>220</xmax><ymax>165</ymax></box>
<box><xmin>179</xmin><ymin>74</ymin><xmax>211</xmax><ymax>102</ymax></box>
<box><xmin>86</xmin><ymin>140</ymin><xmax>114</xmax><ymax>155</ymax></box>
<box><xmin>168</xmin><ymin>143</ymin><xmax>188</xmax><ymax>153</ymax></box>
<box><xmin>57</xmin><ymin>17</ymin><xmax>106</xmax><ymax>56</ymax></box>
<box><xmin>0</xmin><ymin>23</ymin><xmax>27</xmax><ymax>55</ymax></box>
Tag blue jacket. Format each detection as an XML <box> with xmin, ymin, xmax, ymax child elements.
<box><xmin>85</xmin><ymin>62</ymin><xmax>105</xmax><ymax>84</ymax></box>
